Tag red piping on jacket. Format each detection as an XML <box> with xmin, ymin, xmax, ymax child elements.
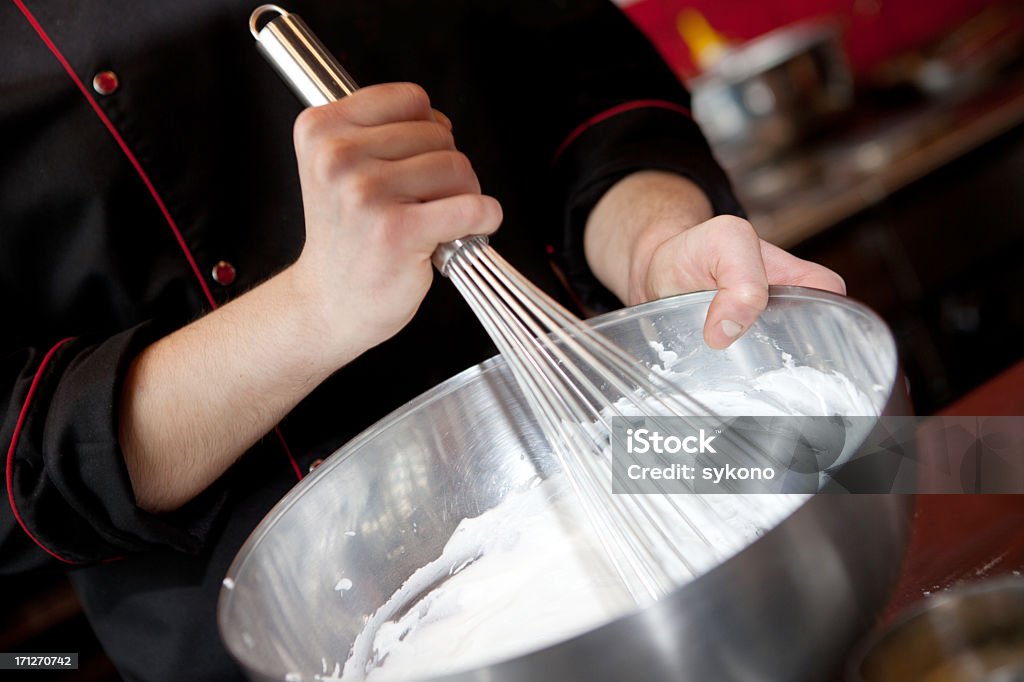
<box><xmin>5</xmin><ymin>338</ymin><xmax>78</xmax><ymax>564</ymax></box>
<box><xmin>551</xmin><ymin>99</ymin><xmax>693</xmax><ymax>164</ymax></box>
<box><xmin>12</xmin><ymin>0</ymin><xmax>303</xmax><ymax>483</ymax></box>
<box><xmin>274</xmin><ymin>429</ymin><xmax>302</xmax><ymax>480</ymax></box>
<box><xmin>12</xmin><ymin>0</ymin><xmax>217</xmax><ymax>309</ymax></box>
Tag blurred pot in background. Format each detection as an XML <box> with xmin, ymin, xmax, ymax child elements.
<box><xmin>684</xmin><ymin>16</ymin><xmax>854</xmax><ymax>169</ymax></box>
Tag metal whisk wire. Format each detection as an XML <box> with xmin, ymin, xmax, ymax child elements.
<box><xmin>250</xmin><ymin>6</ymin><xmax>785</xmax><ymax>607</ymax></box>
<box><xmin>446</xmin><ymin>240</ymin><xmax>739</xmax><ymax>603</ymax></box>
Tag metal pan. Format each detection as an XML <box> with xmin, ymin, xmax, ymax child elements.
<box><xmin>219</xmin><ymin>287</ymin><xmax>913</xmax><ymax>681</ymax></box>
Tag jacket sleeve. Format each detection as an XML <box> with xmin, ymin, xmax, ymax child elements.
<box><xmin>520</xmin><ymin>0</ymin><xmax>745</xmax><ymax>311</ymax></box>
<box><xmin>1</xmin><ymin>324</ymin><xmax>229</xmax><ymax>573</ymax></box>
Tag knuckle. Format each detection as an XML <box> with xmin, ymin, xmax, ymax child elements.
<box><xmin>327</xmin><ymin>139</ymin><xmax>360</xmax><ymax>172</ymax></box>
<box><xmin>293</xmin><ymin>107</ymin><xmax>325</xmax><ymax>148</ymax></box>
<box><xmin>345</xmin><ymin>171</ymin><xmax>381</xmax><ymax>204</ymax></box>
<box><xmin>463</xmin><ymin>195</ymin><xmax>489</xmax><ymax>226</ymax></box>
<box><xmin>431</xmin><ymin>122</ymin><xmax>455</xmax><ymax>149</ymax></box>
<box><xmin>445</xmin><ymin>196</ymin><xmax>477</xmax><ymax>229</ymax></box>
<box><xmin>830</xmin><ymin>272</ymin><xmax>847</xmax><ymax>295</ymax></box>
<box><xmin>486</xmin><ymin>197</ymin><xmax>503</xmax><ymax>228</ymax></box>
<box><xmin>714</xmin><ymin>215</ymin><xmax>758</xmax><ymax>240</ymax></box>
<box><xmin>394</xmin><ymin>82</ymin><xmax>431</xmax><ymax>115</ymax></box>
<box><xmin>447</xmin><ymin>196</ymin><xmax>482</xmax><ymax>231</ymax></box>
<box><xmin>293</xmin><ymin>103</ymin><xmax>352</xmax><ymax>144</ymax></box>
<box><xmin>439</xmin><ymin>151</ymin><xmax>478</xmax><ymax>191</ymax></box>
<box><xmin>469</xmin><ymin>196</ymin><xmax>502</xmax><ymax>232</ymax></box>
<box><xmin>702</xmin><ymin>217</ymin><xmax>762</xmax><ymax>264</ymax></box>
<box><xmin>734</xmin><ymin>283</ymin><xmax>769</xmax><ymax>308</ymax></box>
<box><xmin>313</xmin><ymin>140</ymin><xmax>360</xmax><ymax>182</ymax></box>
<box><xmin>446</xmin><ymin>151</ymin><xmax>473</xmax><ymax>178</ymax></box>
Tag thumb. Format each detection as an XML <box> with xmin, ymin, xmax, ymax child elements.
<box><xmin>643</xmin><ymin>216</ymin><xmax>843</xmax><ymax>349</ymax></box>
<box><xmin>646</xmin><ymin>217</ymin><xmax>769</xmax><ymax>349</ymax></box>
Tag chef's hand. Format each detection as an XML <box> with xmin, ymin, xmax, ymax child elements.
<box><xmin>290</xmin><ymin>82</ymin><xmax>501</xmax><ymax>359</ymax></box>
<box><xmin>121</xmin><ymin>83</ymin><xmax>500</xmax><ymax>512</ymax></box>
<box><xmin>584</xmin><ymin>170</ymin><xmax>845</xmax><ymax>349</ymax></box>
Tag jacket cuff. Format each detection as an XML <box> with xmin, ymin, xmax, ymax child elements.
<box><xmin>551</xmin><ymin>106</ymin><xmax>744</xmax><ymax>313</ymax></box>
<box><xmin>6</xmin><ymin>323</ymin><xmax>229</xmax><ymax>566</ymax></box>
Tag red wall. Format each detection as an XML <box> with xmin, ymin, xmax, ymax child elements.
<box><xmin>623</xmin><ymin>0</ymin><xmax>1002</xmax><ymax>79</ymax></box>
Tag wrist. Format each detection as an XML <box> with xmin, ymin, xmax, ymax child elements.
<box><xmin>269</xmin><ymin>263</ymin><xmax>368</xmax><ymax>376</ymax></box>
<box><xmin>625</xmin><ymin>219</ymin><xmax>686</xmax><ymax>306</ymax></box>
<box><xmin>585</xmin><ymin>170</ymin><xmax>713</xmax><ymax>306</ymax></box>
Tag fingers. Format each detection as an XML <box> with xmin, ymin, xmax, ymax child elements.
<box><xmin>432</xmin><ymin>109</ymin><xmax>453</xmax><ymax>130</ymax></box>
<box><xmin>293</xmin><ymin>83</ymin><xmax>452</xmax><ymax>156</ymax></box>
<box><xmin>644</xmin><ymin>216</ymin><xmax>770</xmax><ymax>348</ymax></box>
<box><xmin>700</xmin><ymin>219</ymin><xmax>770</xmax><ymax>350</ymax></box>
<box><xmin>296</xmin><ymin>85</ymin><xmax>452</xmax><ymax>136</ymax></box>
<box><xmin>365</xmin><ymin>120</ymin><xmax>456</xmax><ymax>158</ymax></box>
<box><xmin>290</xmin><ymin>81</ymin><xmax>499</xmax><ymax>349</ymax></box>
<box><xmin>402</xmin><ymin>193</ymin><xmax>503</xmax><ymax>249</ymax></box>
<box><xmin>760</xmin><ymin>242</ymin><xmax>847</xmax><ymax>295</ymax></box>
<box><xmin>707</xmin><ymin>238</ymin><xmax>847</xmax><ymax>348</ymax></box>
<box><xmin>293</xmin><ymin>82</ymin><xmax>472</xmax><ymax>202</ymax></box>
<box><xmin>386</xmin><ymin>150</ymin><xmax>481</xmax><ymax>200</ymax></box>
<box><xmin>641</xmin><ymin>215</ymin><xmax>847</xmax><ymax>350</ymax></box>
<box><xmin>642</xmin><ymin>216</ymin><xmax>769</xmax><ymax>349</ymax></box>
<box><xmin>307</xmin><ymin>83</ymin><xmax>436</xmax><ymax>130</ymax></box>
<box><xmin>329</xmin><ymin>119</ymin><xmax>453</xmax><ymax>162</ymax></box>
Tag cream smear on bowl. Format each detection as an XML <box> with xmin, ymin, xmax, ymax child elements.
<box><xmin>326</xmin><ymin>360</ymin><xmax>881</xmax><ymax>682</ymax></box>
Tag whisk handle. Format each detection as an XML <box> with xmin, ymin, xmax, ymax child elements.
<box><xmin>249</xmin><ymin>5</ymin><xmax>488</xmax><ymax>273</ymax></box>
<box><xmin>250</xmin><ymin>5</ymin><xmax>358</xmax><ymax>105</ymax></box>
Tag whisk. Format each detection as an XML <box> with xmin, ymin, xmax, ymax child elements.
<box><xmin>251</xmin><ymin>5</ymin><xmax>758</xmax><ymax>605</ymax></box>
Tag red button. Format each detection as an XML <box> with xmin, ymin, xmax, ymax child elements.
<box><xmin>212</xmin><ymin>260</ymin><xmax>237</xmax><ymax>286</ymax></box>
<box><xmin>92</xmin><ymin>70</ymin><xmax>119</xmax><ymax>96</ymax></box>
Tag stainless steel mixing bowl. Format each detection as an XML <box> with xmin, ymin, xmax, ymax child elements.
<box><xmin>219</xmin><ymin>286</ymin><xmax>913</xmax><ymax>682</ymax></box>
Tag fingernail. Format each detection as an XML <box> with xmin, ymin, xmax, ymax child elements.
<box><xmin>720</xmin><ymin>319</ymin><xmax>743</xmax><ymax>338</ymax></box>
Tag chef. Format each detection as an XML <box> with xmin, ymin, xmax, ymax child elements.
<box><xmin>0</xmin><ymin>0</ymin><xmax>843</xmax><ymax>679</ymax></box>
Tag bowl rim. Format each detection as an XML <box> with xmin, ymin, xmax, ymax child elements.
<box><xmin>218</xmin><ymin>285</ymin><xmax>901</xmax><ymax>680</ymax></box>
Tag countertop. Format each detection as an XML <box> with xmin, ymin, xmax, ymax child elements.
<box><xmin>834</xmin><ymin>360</ymin><xmax>1024</xmax><ymax>678</ymax></box>
<box><xmin>887</xmin><ymin>360</ymin><xmax>1024</xmax><ymax>617</ymax></box>
<box><xmin>728</xmin><ymin>69</ymin><xmax>1024</xmax><ymax>249</ymax></box>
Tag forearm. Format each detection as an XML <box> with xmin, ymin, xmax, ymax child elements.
<box><xmin>119</xmin><ymin>266</ymin><xmax>350</xmax><ymax>513</ymax></box>
<box><xmin>119</xmin><ymin>85</ymin><xmax>499</xmax><ymax>514</ymax></box>
<box><xmin>583</xmin><ymin>170</ymin><xmax>712</xmax><ymax>306</ymax></box>
<box><xmin>582</xmin><ymin>169</ymin><xmax>845</xmax><ymax>350</ymax></box>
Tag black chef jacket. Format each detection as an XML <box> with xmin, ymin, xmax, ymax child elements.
<box><xmin>0</xmin><ymin>0</ymin><xmax>741</xmax><ymax>679</ymax></box>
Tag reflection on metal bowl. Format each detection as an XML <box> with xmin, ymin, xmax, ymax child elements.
<box><xmin>854</xmin><ymin>577</ymin><xmax>1024</xmax><ymax>682</ymax></box>
<box><xmin>218</xmin><ymin>287</ymin><xmax>913</xmax><ymax>682</ymax></box>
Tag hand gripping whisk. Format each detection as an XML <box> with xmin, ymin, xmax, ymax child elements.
<box><xmin>251</xmin><ymin>5</ymin><xmax>753</xmax><ymax>605</ymax></box>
